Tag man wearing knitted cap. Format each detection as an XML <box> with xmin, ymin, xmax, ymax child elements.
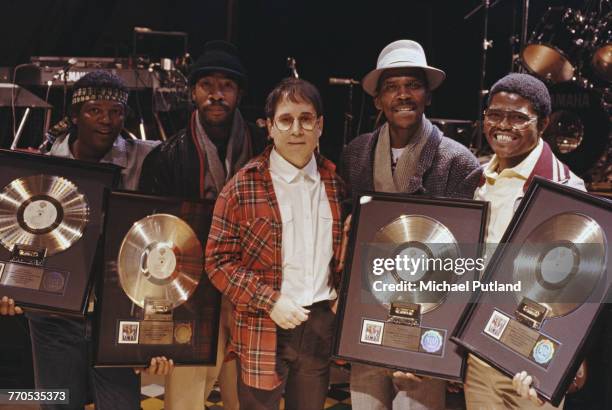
<box><xmin>465</xmin><ymin>72</ymin><xmax>585</xmax><ymax>410</ymax></box>
<box><xmin>139</xmin><ymin>40</ymin><xmax>267</xmax><ymax>410</ymax></box>
<box><xmin>25</xmin><ymin>70</ymin><xmax>170</xmax><ymax>410</ymax></box>
<box><xmin>40</xmin><ymin>70</ymin><xmax>159</xmax><ymax>189</ymax></box>
<box><xmin>340</xmin><ymin>39</ymin><xmax>482</xmax><ymax>410</ymax></box>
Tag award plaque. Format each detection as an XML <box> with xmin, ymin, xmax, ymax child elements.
<box><xmin>333</xmin><ymin>192</ymin><xmax>488</xmax><ymax>381</ymax></box>
<box><xmin>452</xmin><ymin>177</ymin><xmax>612</xmax><ymax>406</ymax></box>
<box><xmin>0</xmin><ymin>149</ymin><xmax>119</xmax><ymax>315</ymax></box>
<box><xmin>93</xmin><ymin>191</ymin><xmax>221</xmax><ymax>367</ymax></box>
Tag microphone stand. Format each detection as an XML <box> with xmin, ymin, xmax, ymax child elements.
<box><xmin>329</xmin><ymin>78</ymin><xmax>359</xmax><ymax>146</ymax></box>
<box><xmin>62</xmin><ymin>71</ymin><xmax>69</xmax><ymax>117</ymax></box>
<box><xmin>343</xmin><ymin>83</ymin><xmax>354</xmax><ymax>148</ymax></box>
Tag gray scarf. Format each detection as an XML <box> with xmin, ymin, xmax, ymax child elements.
<box><xmin>373</xmin><ymin>116</ymin><xmax>433</xmax><ymax>193</ymax></box>
<box><xmin>194</xmin><ymin>109</ymin><xmax>252</xmax><ymax>196</ymax></box>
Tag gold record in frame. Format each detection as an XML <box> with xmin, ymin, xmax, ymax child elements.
<box><xmin>367</xmin><ymin>215</ymin><xmax>460</xmax><ymax>313</ymax></box>
<box><xmin>117</xmin><ymin>214</ymin><xmax>203</xmax><ymax>309</ymax></box>
<box><xmin>513</xmin><ymin>212</ymin><xmax>607</xmax><ymax>318</ymax></box>
<box><xmin>0</xmin><ymin>175</ymin><xmax>89</xmax><ymax>255</ymax></box>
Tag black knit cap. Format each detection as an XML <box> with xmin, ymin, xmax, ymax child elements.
<box><xmin>488</xmin><ymin>73</ymin><xmax>551</xmax><ymax>118</ymax></box>
<box><xmin>188</xmin><ymin>40</ymin><xmax>247</xmax><ymax>88</ymax></box>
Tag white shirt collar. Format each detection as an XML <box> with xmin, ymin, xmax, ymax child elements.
<box><xmin>49</xmin><ymin>133</ymin><xmax>128</xmax><ymax>168</ymax></box>
<box><xmin>269</xmin><ymin>148</ymin><xmax>319</xmax><ymax>183</ymax></box>
<box><xmin>484</xmin><ymin>138</ymin><xmax>543</xmax><ymax>181</ymax></box>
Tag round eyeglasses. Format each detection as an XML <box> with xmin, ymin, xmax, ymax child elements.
<box><xmin>273</xmin><ymin>114</ymin><xmax>319</xmax><ymax>132</ymax></box>
<box><xmin>484</xmin><ymin>109</ymin><xmax>538</xmax><ymax>130</ymax></box>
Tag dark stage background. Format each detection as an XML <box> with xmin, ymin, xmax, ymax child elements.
<box><xmin>0</xmin><ymin>0</ymin><xmax>589</xmax><ymax>163</ymax></box>
<box><xmin>0</xmin><ymin>2</ymin><xmax>611</xmax><ymax>408</ymax></box>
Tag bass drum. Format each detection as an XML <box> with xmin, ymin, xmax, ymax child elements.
<box><xmin>521</xmin><ymin>7</ymin><xmax>588</xmax><ymax>84</ymax></box>
<box><xmin>542</xmin><ymin>82</ymin><xmax>610</xmax><ymax>176</ymax></box>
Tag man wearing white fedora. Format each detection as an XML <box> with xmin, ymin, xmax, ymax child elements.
<box><xmin>340</xmin><ymin>39</ymin><xmax>482</xmax><ymax>409</ymax></box>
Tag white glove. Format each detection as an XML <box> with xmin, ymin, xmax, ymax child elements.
<box><xmin>270</xmin><ymin>295</ymin><xmax>309</xmax><ymax>329</ymax></box>
<box><xmin>512</xmin><ymin>371</ymin><xmax>544</xmax><ymax>406</ymax></box>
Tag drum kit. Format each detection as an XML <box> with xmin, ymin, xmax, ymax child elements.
<box><xmin>519</xmin><ymin>5</ymin><xmax>611</xmax><ymax>177</ymax></box>
<box><xmin>521</xmin><ymin>7</ymin><xmax>611</xmax><ymax>88</ymax></box>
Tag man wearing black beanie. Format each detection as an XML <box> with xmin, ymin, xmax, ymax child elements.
<box><xmin>139</xmin><ymin>40</ymin><xmax>267</xmax><ymax>410</ymax></box>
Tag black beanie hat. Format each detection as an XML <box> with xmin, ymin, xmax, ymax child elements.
<box><xmin>188</xmin><ymin>40</ymin><xmax>247</xmax><ymax>88</ymax></box>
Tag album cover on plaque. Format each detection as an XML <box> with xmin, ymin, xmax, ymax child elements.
<box><xmin>333</xmin><ymin>192</ymin><xmax>488</xmax><ymax>381</ymax></box>
<box><xmin>452</xmin><ymin>177</ymin><xmax>612</xmax><ymax>406</ymax></box>
<box><xmin>0</xmin><ymin>149</ymin><xmax>119</xmax><ymax>315</ymax></box>
<box><xmin>93</xmin><ymin>191</ymin><xmax>221</xmax><ymax>367</ymax></box>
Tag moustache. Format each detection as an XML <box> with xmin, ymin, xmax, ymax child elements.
<box><xmin>204</xmin><ymin>101</ymin><xmax>230</xmax><ymax>110</ymax></box>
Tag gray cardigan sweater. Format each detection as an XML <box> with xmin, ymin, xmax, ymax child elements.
<box><xmin>340</xmin><ymin>124</ymin><xmax>482</xmax><ymax>199</ymax></box>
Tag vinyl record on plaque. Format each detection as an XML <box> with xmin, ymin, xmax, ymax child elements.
<box><xmin>367</xmin><ymin>215</ymin><xmax>460</xmax><ymax>313</ymax></box>
<box><xmin>0</xmin><ymin>175</ymin><xmax>89</xmax><ymax>255</ymax></box>
<box><xmin>117</xmin><ymin>214</ymin><xmax>203</xmax><ymax>309</ymax></box>
<box><xmin>513</xmin><ymin>212</ymin><xmax>607</xmax><ymax>318</ymax></box>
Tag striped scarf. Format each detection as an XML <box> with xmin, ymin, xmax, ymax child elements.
<box><xmin>373</xmin><ymin>116</ymin><xmax>433</xmax><ymax>193</ymax></box>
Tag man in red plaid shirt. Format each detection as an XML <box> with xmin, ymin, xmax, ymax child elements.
<box><xmin>206</xmin><ymin>77</ymin><xmax>348</xmax><ymax>409</ymax></box>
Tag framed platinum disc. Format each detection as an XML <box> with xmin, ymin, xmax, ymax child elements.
<box><xmin>367</xmin><ymin>214</ymin><xmax>460</xmax><ymax>313</ymax></box>
<box><xmin>0</xmin><ymin>175</ymin><xmax>89</xmax><ymax>256</ymax></box>
<box><xmin>512</xmin><ymin>212</ymin><xmax>606</xmax><ymax>318</ymax></box>
<box><xmin>117</xmin><ymin>213</ymin><xmax>203</xmax><ymax>309</ymax></box>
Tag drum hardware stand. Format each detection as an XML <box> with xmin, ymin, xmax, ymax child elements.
<box><xmin>465</xmin><ymin>0</ymin><xmax>530</xmax><ymax>153</ymax></box>
<box><xmin>512</xmin><ymin>0</ymin><xmax>530</xmax><ymax>72</ymax></box>
<box><xmin>465</xmin><ymin>0</ymin><xmax>495</xmax><ymax>152</ymax></box>
<box><xmin>520</xmin><ymin>0</ymin><xmax>530</xmax><ymax>58</ymax></box>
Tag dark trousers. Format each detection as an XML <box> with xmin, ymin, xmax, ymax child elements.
<box><xmin>238</xmin><ymin>301</ymin><xmax>335</xmax><ymax>410</ymax></box>
<box><xmin>27</xmin><ymin>314</ymin><xmax>140</xmax><ymax>410</ymax></box>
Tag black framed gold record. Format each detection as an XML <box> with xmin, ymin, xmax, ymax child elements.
<box><xmin>0</xmin><ymin>149</ymin><xmax>119</xmax><ymax>315</ymax></box>
<box><xmin>452</xmin><ymin>177</ymin><xmax>612</xmax><ymax>406</ymax></box>
<box><xmin>333</xmin><ymin>192</ymin><xmax>488</xmax><ymax>381</ymax></box>
<box><xmin>93</xmin><ymin>191</ymin><xmax>220</xmax><ymax>367</ymax></box>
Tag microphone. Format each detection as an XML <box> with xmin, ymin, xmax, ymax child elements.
<box><xmin>329</xmin><ymin>77</ymin><xmax>359</xmax><ymax>86</ymax></box>
<box><xmin>149</xmin><ymin>58</ymin><xmax>175</xmax><ymax>72</ymax></box>
<box><xmin>287</xmin><ymin>57</ymin><xmax>299</xmax><ymax>79</ymax></box>
<box><xmin>53</xmin><ymin>58</ymin><xmax>78</xmax><ymax>80</ymax></box>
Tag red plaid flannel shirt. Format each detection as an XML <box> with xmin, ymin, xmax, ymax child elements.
<box><xmin>205</xmin><ymin>146</ymin><xmax>345</xmax><ymax>390</ymax></box>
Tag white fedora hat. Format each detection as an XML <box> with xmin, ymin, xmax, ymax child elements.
<box><xmin>362</xmin><ymin>39</ymin><xmax>446</xmax><ymax>96</ymax></box>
